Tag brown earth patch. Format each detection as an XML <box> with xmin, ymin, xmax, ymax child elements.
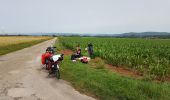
<box><xmin>153</xmin><ymin>76</ymin><xmax>170</xmax><ymax>83</ymax></box>
<box><xmin>105</xmin><ymin>64</ymin><xmax>142</xmax><ymax>79</ymax></box>
<box><xmin>89</xmin><ymin>57</ymin><xmax>142</xmax><ymax>79</ymax></box>
<box><xmin>58</xmin><ymin>49</ymin><xmax>73</xmax><ymax>55</ymax></box>
<box><xmin>105</xmin><ymin>64</ymin><xmax>170</xmax><ymax>82</ymax></box>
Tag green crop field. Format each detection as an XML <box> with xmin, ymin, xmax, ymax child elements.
<box><xmin>58</xmin><ymin>37</ymin><xmax>170</xmax><ymax>80</ymax></box>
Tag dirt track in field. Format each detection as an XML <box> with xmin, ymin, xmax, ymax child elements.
<box><xmin>0</xmin><ymin>38</ymin><xmax>95</xmax><ymax>100</ymax></box>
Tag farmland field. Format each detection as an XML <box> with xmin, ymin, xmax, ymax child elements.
<box><xmin>58</xmin><ymin>37</ymin><xmax>170</xmax><ymax>80</ymax></box>
<box><xmin>0</xmin><ymin>36</ymin><xmax>52</xmax><ymax>55</ymax></box>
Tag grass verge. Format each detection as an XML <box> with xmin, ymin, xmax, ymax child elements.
<box><xmin>60</xmin><ymin>56</ymin><xmax>170</xmax><ymax>100</ymax></box>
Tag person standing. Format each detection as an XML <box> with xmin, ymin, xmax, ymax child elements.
<box><xmin>87</xmin><ymin>43</ymin><xmax>93</xmax><ymax>57</ymax></box>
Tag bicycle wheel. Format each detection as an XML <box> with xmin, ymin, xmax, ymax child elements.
<box><xmin>56</xmin><ymin>69</ymin><xmax>60</xmax><ymax>79</ymax></box>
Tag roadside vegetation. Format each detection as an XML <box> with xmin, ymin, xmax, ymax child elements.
<box><xmin>56</xmin><ymin>37</ymin><xmax>170</xmax><ymax>100</ymax></box>
<box><xmin>0</xmin><ymin>36</ymin><xmax>53</xmax><ymax>55</ymax></box>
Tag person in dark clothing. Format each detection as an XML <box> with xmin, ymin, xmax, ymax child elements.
<box><xmin>75</xmin><ymin>49</ymin><xmax>82</xmax><ymax>58</ymax></box>
<box><xmin>71</xmin><ymin>49</ymin><xmax>82</xmax><ymax>60</ymax></box>
<box><xmin>87</xmin><ymin>43</ymin><xmax>93</xmax><ymax>57</ymax></box>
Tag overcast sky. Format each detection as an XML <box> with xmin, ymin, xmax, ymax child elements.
<box><xmin>0</xmin><ymin>0</ymin><xmax>170</xmax><ymax>34</ymax></box>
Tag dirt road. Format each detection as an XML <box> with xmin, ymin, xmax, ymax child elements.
<box><xmin>0</xmin><ymin>38</ymin><xmax>95</xmax><ymax>100</ymax></box>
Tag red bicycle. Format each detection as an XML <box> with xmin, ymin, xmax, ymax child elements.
<box><xmin>48</xmin><ymin>54</ymin><xmax>64</xmax><ymax>79</ymax></box>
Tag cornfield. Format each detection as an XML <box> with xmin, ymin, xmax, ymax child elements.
<box><xmin>59</xmin><ymin>37</ymin><xmax>170</xmax><ymax>80</ymax></box>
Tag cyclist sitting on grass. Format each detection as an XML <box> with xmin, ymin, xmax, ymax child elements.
<box><xmin>71</xmin><ymin>49</ymin><xmax>82</xmax><ymax>61</ymax></box>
